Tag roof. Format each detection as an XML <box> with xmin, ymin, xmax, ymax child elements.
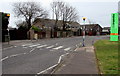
<box><xmin>32</xmin><ymin>18</ymin><xmax>80</xmax><ymax>28</ymax></box>
<box><xmin>80</xmin><ymin>24</ymin><xmax>102</xmax><ymax>29</ymax></box>
<box><xmin>102</xmin><ymin>27</ymin><xmax>110</xmax><ymax>30</ymax></box>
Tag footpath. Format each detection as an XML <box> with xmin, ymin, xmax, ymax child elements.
<box><xmin>53</xmin><ymin>46</ymin><xmax>99</xmax><ymax>74</ymax></box>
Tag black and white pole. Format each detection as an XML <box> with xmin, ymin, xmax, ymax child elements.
<box><xmin>82</xmin><ymin>17</ymin><xmax>86</xmax><ymax>47</ymax></box>
<box><xmin>7</xmin><ymin>28</ymin><xmax>10</xmax><ymax>45</ymax></box>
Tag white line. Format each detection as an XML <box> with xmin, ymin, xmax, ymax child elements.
<box><xmin>46</xmin><ymin>45</ymin><xmax>54</xmax><ymax>49</ymax></box>
<box><xmin>37</xmin><ymin>53</ymin><xmax>69</xmax><ymax>74</ymax></box>
<box><xmin>29</xmin><ymin>44</ymin><xmax>40</xmax><ymax>47</ymax></box>
<box><xmin>64</xmin><ymin>47</ymin><xmax>71</xmax><ymax>51</ymax></box>
<box><xmin>24</xmin><ymin>53</ymin><xmax>27</xmax><ymax>54</ymax></box>
<box><xmin>10</xmin><ymin>54</ymin><xmax>18</xmax><ymax>57</ymax></box>
<box><xmin>1</xmin><ymin>56</ymin><xmax>9</xmax><ymax>61</ymax></box>
<box><xmin>74</xmin><ymin>48</ymin><xmax>78</xmax><ymax>51</ymax></box>
<box><xmin>53</xmin><ymin>46</ymin><xmax>63</xmax><ymax>50</ymax></box>
<box><xmin>3</xmin><ymin>46</ymin><xmax>14</xmax><ymax>50</ymax></box>
<box><xmin>22</xmin><ymin>44</ymin><xmax>33</xmax><ymax>46</ymax></box>
<box><xmin>37</xmin><ymin>64</ymin><xmax>58</xmax><ymax>74</ymax></box>
<box><xmin>23</xmin><ymin>47</ymin><xmax>28</xmax><ymax>48</ymax></box>
<box><xmin>36</xmin><ymin>45</ymin><xmax>47</xmax><ymax>48</ymax></box>
<box><xmin>14</xmin><ymin>46</ymin><xmax>17</xmax><ymax>47</ymax></box>
<box><xmin>30</xmin><ymin>48</ymin><xmax>35</xmax><ymax>53</ymax></box>
<box><xmin>9</xmin><ymin>53</ymin><xmax>27</xmax><ymax>57</ymax></box>
<box><xmin>58</xmin><ymin>53</ymin><xmax>69</xmax><ymax>64</ymax></box>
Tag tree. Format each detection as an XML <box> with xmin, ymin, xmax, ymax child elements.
<box><xmin>15</xmin><ymin>21</ymin><xmax>28</xmax><ymax>30</ymax></box>
<box><xmin>51</xmin><ymin>1</ymin><xmax>79</xmax><ymax>31</ymax></box>
<box><xmin>51</xmin><ymin>1</ymin><xmax>65</xmax><ymax>30</ymax></box>
<box><xmin>13</xmin><ymin>2</ymin><xmax>48</xmax><ymax>31</ymax></box>
<box><xmin>61</xmin><ymin>4</ymin><xmax>79</xmax><ymax>30</ymax></box>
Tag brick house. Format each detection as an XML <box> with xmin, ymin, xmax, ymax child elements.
<box><xmin>31</xmin><ymin>18</ymin><xmax>81</xmax><ymax>39</ymax></box>
<box><xmin>80</xmin><ymin>24</ymin><xmax>102</xmax><ymax>36</ymax></box>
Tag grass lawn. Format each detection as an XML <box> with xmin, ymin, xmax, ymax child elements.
<box><xmin>94</xmin><ymin>40</ymin><xmax>119</xmax><ymax>74</ymax></box>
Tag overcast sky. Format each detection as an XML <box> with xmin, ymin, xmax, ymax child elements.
<box><xmin>0</xmin><ymin>0</ymin><xmax>119</xmax><ymax>28</ymax></box>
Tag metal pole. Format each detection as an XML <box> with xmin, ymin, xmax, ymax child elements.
<box><xmin>7</xmin><ymin>29</ymin><xmax>10</xmax><ymax>45</ymax></box>
<box><xmin>82</xmin><ymin>20</ymin><xmax>85</xmax><ymax>47</ymax></box>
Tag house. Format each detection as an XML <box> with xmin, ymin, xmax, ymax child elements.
<box><xmin>80</xmin><ymin>24</ymin><xmax>102</xmax><ymax>36</ymax></box>
<box><xmin>101</xmin><ymin>27</ymin><xmax>110</xmax><ymax>35</ymax></box>
<box><xmin>31</xmin><ymin>18</ymin><xmax>81</xmax><ymax>39</ymax></box>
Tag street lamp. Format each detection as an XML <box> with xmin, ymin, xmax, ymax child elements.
<box><xmin>82</xmin><ymin>17</ymin><xmax>86</xmax><ymax>47</ymax></box>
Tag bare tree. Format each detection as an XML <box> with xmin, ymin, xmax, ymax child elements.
<box><xmin>13</xmin><ymin>2</ymin><xmax>48</xmax><ymax>30</ymax></box>
<box><xmin>51</xmin><ymin>1</ymin><xmax>65</xmax><ymax>30</ymax></box>
<box><xmin>51</xmin><ymin>1</ymin><xmax>79</xmax><ymax>31</ymax></box>
<box><xmin>62</xmin><ymin>4</ymin><xmax>79</xmax><ymax>30</ymax></box>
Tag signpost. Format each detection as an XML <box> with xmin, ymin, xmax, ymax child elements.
<box><xmin>110</xmin><ymin>13</ymin><xmax>118</xmax><ymax>41</ymax></box>
<box><xmin>82</xmin><ymin>17</ymin><xmax>86</xmax><ymax>47</ymax></box>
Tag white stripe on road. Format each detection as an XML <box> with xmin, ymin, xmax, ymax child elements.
<box><xmin>1</xmin><ymin>56</ymin><xmax>9</xmax><ymax>61</ymax></box>
<box><xmin>1</xmin><ymin>52</ymin><xmax>28</xmax><ymax>61</ymax></box>
<box><xmin>36</xmin><ymin>45</ymin><xmax>47</xmax><ymax>48</ymax></box>
<box><xmin>46</xmin><ymin>45</ymin><xmax>54</xmax><ymax>49</ymax></box>
<box><xmin>37</xmin><ymin>64</ymin><xmax>58</xmax><ymax>74</ymax></box>
<box><xmin>37</xmin><ymin>53</ymin><xmax>69</xmax><ymax>74</ymax></box>
<box><xmin>29</xmin><ymin>44</ymin><xmax>40</xmax><ymax>47</ymax></box>
<box><xmin>9</xmin><ymin>53</ymin><xmax>26</xmax><ymax>57</ymax></box>
<box><xmin>3</xmin><ymin>46</ymin><xmax>17</xmax><ymax>50</ymax></box>
<box><xmin>22</xmin><ymin>44</ymin><xmax>32</xmax><ymax>47</ymax></box>
<box><xmin>64</xmin><ymin>47</ymin><xmax>71</xmax><ymax>51</ymax></box>
<box><xmin>53</xmin><ymin>46</ymin><xmax>63</xmax><ymax>50</ymax></box>
<box><xmin>30</xmin><ymin>48</ymin><xmax>35</xmax><ymax>53</ymax></box>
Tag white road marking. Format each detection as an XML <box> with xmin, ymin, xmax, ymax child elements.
<box><xmin>74</xmin><ymin>48</ymin><xmax>78</xmax><ymax>51</ymax></box>
<box><xmin>46</xmin><ymin>45</ymin><xmax>54</xmax><ymax>49</ymax></box>
<box><xmin>9</xmin><ymin>52</ymin><xmax>27</xmax><ymax>57</ymax></box>
<box><xmin>64</xmin><ymin>47</ymin><xmax>71</xmax><ymax>51</ymax></box>
<box><xmin>14</xmin><ymin>46</ymin><xmax>17</xmax><ymax>47</ymax></box>
<box><xmin>37</xmin><ymin>53</ymin><xmax>69</xmax><ymax>74</ymax></box>
<box><xmin>29</xmin><ymin>44</ymin><xmax>40</xmax><ymax>47</ymax></box>
<box><xmin>24</xmin><ymin>53</ymin><xmax>27</xmax><ymax>54</ymax></box>
<box><xmin>23</xmin><ymin>47</ymin><xmax>28</xmax><ymax>48</ymax></box>
<box><xmin>36</xmin><ymin>45</ymin><xmax>47</xmax><ymax>48</ymax></box>
<box><xmin>10</xmin><ymin>54</ymin><xmax>19</xmax><ymax>57</ymax></box>
<box><xmin>3</xmin><ymin>46</ymin><xmax>17</xmax><ymax>50</ymax></box>
<box><xmin>1</xmin><ymin>52</ymin><xmax>28</xmax><ymax>61</ymax></box>
<box><xmin>30</xmin><ymin>48</ymin><xmax>35</xmax><ymax>53</ymax></box>
<box><xmin>37</xmin><ymin>64</ymin><xmax>58</xmax><ymax>74</ymax></box>
<box><xmin>1</xmin><ymin>56</ymin><xmax>9</xmax><ymax>61</ymax></box>
<box><xmin>53</xmin><ymin>46</ymin><xmax>63</xmax><ymax>50</ymax></box>
<box><xmin>22</xmin><ymin>44</ymin><xmax>32</xmax><ymax>47</ymax></box>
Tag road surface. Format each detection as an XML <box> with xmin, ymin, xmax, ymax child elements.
<box><xmin>2</xmin><ymin>36</ymin><xmax>109</xmax><ymax>74</ymax></box>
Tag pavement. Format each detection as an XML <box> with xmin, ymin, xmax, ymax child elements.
<box><xmin>53</xmin><ymin>46</ymin><xmax>99</xmax><ymax>74</ymax></box>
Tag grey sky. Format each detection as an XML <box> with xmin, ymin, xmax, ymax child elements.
<box><xmin>0</xmin><ymin>0</ymin><xmax>119</xmax><ymax>28</ymax></box>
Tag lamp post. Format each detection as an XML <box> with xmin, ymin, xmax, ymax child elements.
<box><xmin>82</xmin><ymin>17</ymin><xmax>86</xmax><ymax>47</ymax></box>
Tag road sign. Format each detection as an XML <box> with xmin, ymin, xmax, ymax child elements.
<box><xmin>110</xmin><ymin>13</ymin><xmax>118</xmax><ymax>41</ymax></box>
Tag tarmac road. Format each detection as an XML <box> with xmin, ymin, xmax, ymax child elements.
<box><xmin>2</xmin><ymin>36</ymin><xmax>109</xmax><ymax>74</ymax></box>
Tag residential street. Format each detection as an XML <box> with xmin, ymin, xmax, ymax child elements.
<box><xmin>2</xmin><ymin>36</ymin><xmax>109</xmax><ymax>74</ymax></box>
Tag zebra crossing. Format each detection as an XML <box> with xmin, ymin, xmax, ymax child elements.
<box><xmin>21</xmin><ymin>43</ymin><xmax>72</xmax><ymax>52</ymax></box>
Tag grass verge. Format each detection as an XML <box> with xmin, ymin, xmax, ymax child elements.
<box><xmin>94</xmin><ymin>40</ymin><xmax>119</xmax><ymax>74</ymax></box>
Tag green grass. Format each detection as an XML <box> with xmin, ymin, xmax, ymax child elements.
<box><xmin>94</xmin><ymin>40</ymin><xmax>119</xmax><ymax>74</ymax></box>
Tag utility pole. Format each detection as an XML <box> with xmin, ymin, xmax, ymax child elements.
<box><xmin>82</xmin><ymin>17</ymin><xmax>86</xmax><ymax>47</ymax></box>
